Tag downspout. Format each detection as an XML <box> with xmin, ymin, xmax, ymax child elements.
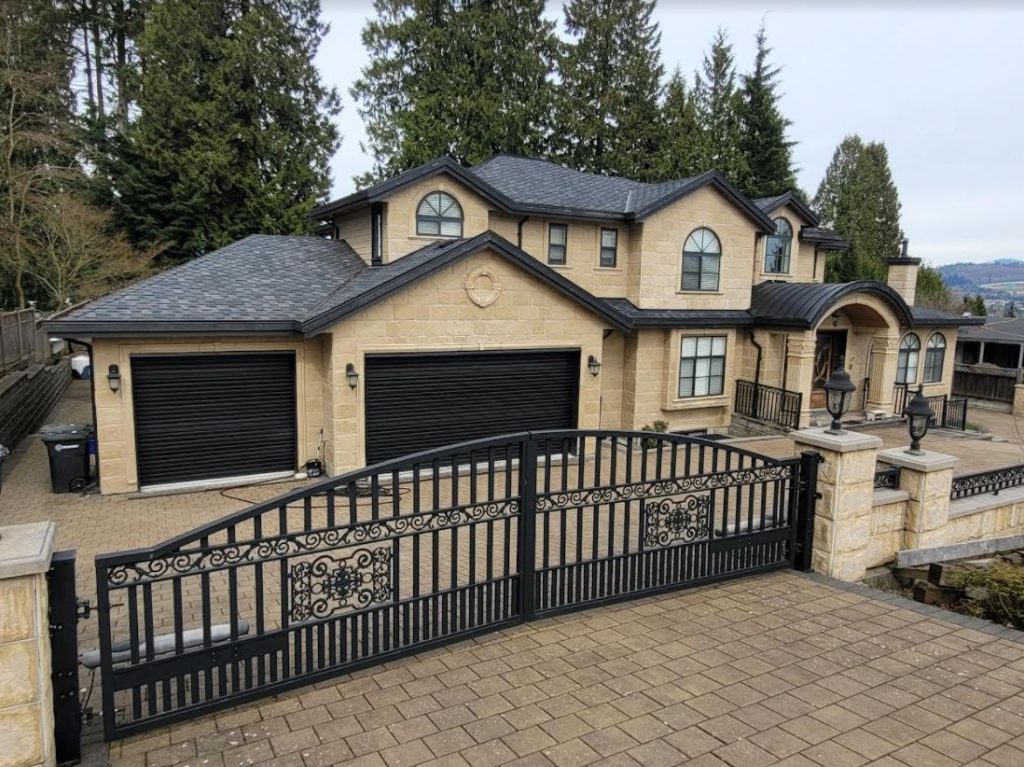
<box><xmin>745</xmin><ymin>329</ymin><xmax>763</xmax><ymax>417</ymax></box>
<box><xmin>516</xmin><ymin>216</ymin><xmax>528</xmax><ymax>249</ymax></box>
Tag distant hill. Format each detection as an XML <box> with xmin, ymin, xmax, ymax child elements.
<box><xmin>939</xmin><ymin>260</ymin><xmax>1024</xmax><ymax>297</ymax></box>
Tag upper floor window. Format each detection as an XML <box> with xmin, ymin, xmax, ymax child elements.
<box><xmin>679</xmin><ymin>336</ymin><xmax>726</xmax><ymax>398</ymax></box>
<box><xmin>924</xmin><ymin>333</ymin><xmax>946</xmax><ymax>383</ymax></box>
<box><xmin>681</xmin><ymin>228</ymin><xmax>721</xmax><ymax>291</ymax></box>
<box><xmin>548</xmin><ymin>223</ymin><xmax>568</xmax><ymax>265</ymax></box>
<box><xmin>416</xmin><ymin>192</ymin><xmax>463</xmax><ymax>237</ymax></box>
<box><xmin>600</xmin><ymin>228</ymin><xmax>618</xmax><ymax>268</ymax></box>
<box><xmin>897</xmin><ymin>334</ymin><xmax>921</xmax><ymax>384</ymax></box>
<box><xmin>765</xmin><ymin>218</ymin><xmax>792</xmax><ymax>274</ymax></box>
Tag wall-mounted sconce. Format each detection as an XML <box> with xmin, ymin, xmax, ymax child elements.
<box><xmin>587</xmin><ymin>355</ymin><xmax>601</xmax><ymax>376</ymax></box>
<box><xmin>346</xmin><ymin>363</ymin><xmax>359</xmax><ymax>389</ymax></box>
<box><xmin>831</xmin><ymin>313</ymin><xmax>840</xmax><ymax>328</ymax></box>
<box><xmin>107</xmin><ymin>363</ymin><xmax>121</xmax><ymax>393</ymax></box>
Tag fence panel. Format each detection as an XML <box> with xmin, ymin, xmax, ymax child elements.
<box><xmin>0</xmin><ymin>309</ymin><xmax>47</xmax><ymax>375</ymax></box>
<box><xmin>952</xmin><ymin>363</ymin><xmax>1021</xmax><ymax>403</ymax></box>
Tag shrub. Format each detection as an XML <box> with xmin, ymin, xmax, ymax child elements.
<box><xmin>640</xmin><ymin>420</ymin><xmax>669</xmax><ymax>449</ymax></box>
<box><xmin>957</xmin><ymin>564</ymin><xmax>1024</xmax><ymax>629</ymax></box>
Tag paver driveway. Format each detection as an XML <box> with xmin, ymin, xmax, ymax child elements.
<box><xmin>99</xmin><ymin>571</ymin><xmax>1024</xmax><ymax>767</ymax></box>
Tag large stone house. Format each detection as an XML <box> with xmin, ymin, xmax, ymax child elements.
<box><xmin>48</xmin><ymin>155</ymin><xmax>980</xmax><ymax>494</ymax></box>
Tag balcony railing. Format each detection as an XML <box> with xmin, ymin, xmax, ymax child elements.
<box><xmin>951</xmin><ymin>464</ymin><xmax>1024</xmax><ymax>500</ymax></box>
<box><xmin>734</xmin><ymin>380</ymin><xmax>802</xmax><ymax>430</ymax></box>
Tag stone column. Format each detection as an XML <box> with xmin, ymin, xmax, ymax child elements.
<box><xmin>792</xmin><ymin>428</ymin><xmax>882</xmax><ymax>581</ymax></box>
<box><xmin>785</xmin><ymin>331</ymin><xmax>817</xmax><ymax>428</ymax></box>
<box><xmin>866</xmin><ymin>332</ymin><xmax>900</xmax><ymax>414</ymax></box>
<box><xmin>0</xmin><ymin>522</ymin><xmax>56</xmax><ymax>767</ymax></box>
<box><xmin>878</xmin><ymin>448</ymin><xmax>958</xmax><ymax>550</ymax></box>
<box><xmin>1013</xmin><ymin>384</ymin><xmax>1024</xmax><ymax>419</ymax></box>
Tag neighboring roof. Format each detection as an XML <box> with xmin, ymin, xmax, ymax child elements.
<box><xmin>957</xmin><ymin>315</ymin><xmax>1024</xmax><ymax>342</ymax></box>
<box><xmin>311</xmin><ymin>154</ymin><xmax>777</xmax><ymax>232</ymax></box>
<box><xmin>601</xmin><ymin>298</ymin><xmax>752</xmax><ymax>328</ymax></box>
<box><xmin>46</xmin><ymin>235</ymin><xmax>366</xmax><ymax>336</ymax></box>
<box><xmin>750</xmin><ymin>280</ymin><xmax>915</xmax><ymax>329</ymax></box>
<box><xmin>47</xmin><ymin>231</ymin><xmax>630</xmax><ymax>338</ymax></box>
<box><xmin>800</xmin><ymin>227</ymin><xmax>850</xmax><ymax>251</ymax></box>
<box><xmin>753</xmin><ymin>192</ymin><xmax>820</xmax><ymax>226</ymax></box>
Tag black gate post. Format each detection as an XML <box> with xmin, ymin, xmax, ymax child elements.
<box><xmin>517</xmin><ymin>435</ymin><xmax>538</xmax><ymax>621</ymax></box>
<box><xmin>793</xmin><ymin>451</ymin><xmax>821</xmax><ymax>572</ymax></box>
<box><xmin>48</xmin><ymin>550</ymin><xmax>82</xmax><ymax>765</ymax></box>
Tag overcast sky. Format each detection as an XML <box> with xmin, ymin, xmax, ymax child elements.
<box><xmin>315</xmin><ymin>1</ymin><xmax>1024</xmax><ymax>268</ymax></box>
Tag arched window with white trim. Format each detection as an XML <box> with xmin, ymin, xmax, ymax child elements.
<box><xmin>923</xmin><ymin>333</ymin><xmax>946</xmax><ymax>383</ymax></box>
<box><xmin>897</xmin><ymin>334</ymin><xmax>921</xmax><ymax>384</ymax></box>
<box><xmin>765</xmin><ymin>218</ymin><xmax>792</xmax><ymax>274</ymax></box>
<box><xmin>416</xmin><ymin>192</ymin><xmax>463</xmax><ymax>237</ymax></box>
<box><xmin>681</xmin><ymin>228</ymin><xmax>721</xmax><ymax>291</ymax></box>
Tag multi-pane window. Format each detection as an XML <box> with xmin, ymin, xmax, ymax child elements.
<box><xmin>600</xmin><ymin>228</ymin><xmax>618</xmax><ymax>268</ymax></box>
<box><xmin>765</xmin><ymin>218</ymin><xmax>792</xmax><ymax>274</ymax></box>
<box><xmin>416</xmin><ymin>192</ymin><xmax>463</xmax><ymax>237</ymax></box>
<box><xmin>679</xmin><ymin>336</ymin><xmax>726</xmax><ymax>398</ymax></box>
<box><xmin>548</xmin><ymin>223</ymin><xmax>568</xmax><ymax>265</ymax></box>
<box><xmin>896</xmin><ymin>334</ymin><xmax>921</xmax><ymax>384</ymax></box>
<box><xmin>924</xmin><ymin>333</ymin><xmax>946</xmax><ymax>383</ymax></box>
<box><xmin>681</xmin><ymin>228</ymin><xmax>721</xmax><ymax>291</ymax></box>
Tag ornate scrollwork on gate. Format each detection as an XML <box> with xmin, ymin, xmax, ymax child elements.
<box><xmin>290</xmin><ymin>547</ymin><xmax>392</xmax><ymax>622</ymax></box>
<box><xmin>642</xmin><ymin>495</ymin><xmax>711</xmax><ymax>548</ymax></box>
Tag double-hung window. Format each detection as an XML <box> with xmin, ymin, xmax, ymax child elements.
<box><xmin>681</xmin><ymin>228</ymin><xmax>721</xmax><ymax>291</ymax></box>
<box><xmin>923</xmin><ymin>333</ymin><xmax>946</xmax><ymax>383</ymax></box>
<box><xmin>897</xmin><ymin>334</ymin><xmax>921</xmax><ymax>384</ymax></box>
<box><xmin>600</xmin><ymin>228</ymin><xmax>618</xmax><ymax>268</ymax></box>
<box><xmin>765</xmin><ymin>218</ymin><xmax>792</xmax><ymax>274</ymax></box>
<box><xmin>679</xmin><ymin>336</ymin><xmax>726</xmax><ymax>398</ymax></box>
<box><xmin>548</xmin><ymin>223</ymin><xmax>568</xmax><ymax>265</ymax></box>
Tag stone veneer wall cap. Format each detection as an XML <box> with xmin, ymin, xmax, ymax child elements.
<box><xmin>877</xmin><ymin>447</ymin><xmax>958</xmax><ymax>473</ymax></box>
<box><xmin>0</xmin><ymin>522</ymin><xmax>56</xmax><ymax>579</ymax></box>
<box><xmin>948</xmin><ymin>484</ymin><xmax>1024</xmax><ymax>519</ymax></box>
<box><xmin>791</xmin><ymin>427</ymin><xmax>883</xmax><ymax>453</ymax></box>
<box><xmin>872</xmin><ymin>488</ymin><xmax>910</xmax><ymax>506</ymax></box>
<box><xmin>896</xmin><ymin>532</ymin><xmax>1024</xmax><ymax>568</ymax></box>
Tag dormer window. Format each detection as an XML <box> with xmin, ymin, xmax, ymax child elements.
<box><xmin>765</xmin><ymin>218</ymin><xmax>792</xmax><ymax>274</ymax></box>
<box><xmin>681</xmin><ymin>228</ymin><xmax>721</xmax><ymax>291</ymax></box>
<box><xmin>416</xmin><ymin>192</ymin><xmax>463</xmax><ymax>237</ymax></box>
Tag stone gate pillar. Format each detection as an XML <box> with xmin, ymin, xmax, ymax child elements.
<box><xmin>792</xmin><ymin>428</ymin><xmax>881</xmax><ymax>581</ymax></box>
<box><xmin>878</xmin><ymin>448</ymin><xmax>957</xmax><ymax>550</ymax></box>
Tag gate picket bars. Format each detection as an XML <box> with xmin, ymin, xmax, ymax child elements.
<box><xmin>95</xmin><ymin>430</ymin><xmax>817</xmax><ymax>740</ymax></box>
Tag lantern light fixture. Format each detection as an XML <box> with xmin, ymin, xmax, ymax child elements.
<box><xmin>587</xmin><ymin>355</ymin><xmax>601</xmax><ymax>377</ymax></box>
<box><xmin>904</xmin><ymin>385</ymin><xmax>934</xmax><ymax>456</ymax></box>
<box><xmin>107</xmin><ymin>363</ymin><xmax>121</xmax><ymax>393</ymax></box>
<box><xmin>346</xmin><ymin>363</ymin><xmax>359</xmax><ymax>389</ymax></box>
<box><xmin>823</xmin><ymin>363</ymin><xmax>855</xmax><ymax>435</ymax></box>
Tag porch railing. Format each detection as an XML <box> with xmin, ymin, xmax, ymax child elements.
<box><xmin>734</xmin><ymin>380</ymin><xmax>802</xmax><ymax>430</ymax></box>
<box><xmin>951</xmin><ymin>464</ymin><xmax>1024</xmax><ymax>500</ymax></box>
<box><xmin>873</xmin><ymin>465</ymin><xmax>901</xmax><ymax>490</ymax></box>
<box><xmin>891</xmin><ymin>384</ymin><xmax>968</xmax><ymax>431</ymax></box>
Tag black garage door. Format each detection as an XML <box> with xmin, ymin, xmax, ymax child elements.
<box><xmin>364</xmin><ymin>349</ymin><xmax>580</xmax><ymax>464</ymax></box>
<box><xmin>131</xmin><ymin>353</ymin><xmax>297</xmax><ymax>487</ymax></box>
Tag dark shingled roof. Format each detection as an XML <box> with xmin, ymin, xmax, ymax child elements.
<box><xmin>601</xmin><ymin>298</ymin><xmax>752</xmax><ymax>328</ymax></box>
<box><xmin>800</xmin><ymin>227</ymin><xmax>849</xmax><ymax>251</ymax></box>
<box><xmin>752</xmin><ymin>192</ymin><xmax>820</xmax><ymax>226</ymax></box>
<box><xmin>956</xmin><ymin>315</ymin><xmax>1023</xmax><ymax>341</ymax></box>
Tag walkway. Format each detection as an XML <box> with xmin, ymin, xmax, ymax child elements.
<box><xmin>102</xmin><ymin>570</ymin><xmax>1024</xmax><ymax>767</ymax></box>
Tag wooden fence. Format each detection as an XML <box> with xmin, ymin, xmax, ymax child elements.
<box><xmin>0</xmin><ymin>309</ymin><xmax>48</xmax><ymax>376</ymax></box>
<box><xmin>952</xmin><ymin>363</ymin><xmax>1023</xmax><ymax>403</ymax></box>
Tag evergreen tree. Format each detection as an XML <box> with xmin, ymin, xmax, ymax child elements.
<box><xmin>813</xmin><ymin>134</ymin><xmax>903</xmax><ymax>283</ymax></box>
<box><xmin>657</xmin><ymin>69</ymin><xmax>702</xmax><ymax>180</ymax></box>
<box><xmin>352</xmin><ymin>0</ymin><xmax>558</xmax><ymax>187</ymax></box>
<box><xmin>552</xmin><ymin>0</ymin><xmax>664</xmax><ymax>180</ymax></box>
<box><xmin>736</xmin><ymin>23</ymin><xmax>797</xmax><ymax>198</ymax></box>
<box><xmin>915</xmin><ymin>264</ymin><xmax>954</xmax><ymax>310</ymax></box>
<box><xmin>94</xmin><ymin>0</ymin><xmax>341</xmax><ymax>261</ymax></box>
<box><xmin>693</xmin><ymin>29</ymin><xmax>747</xmax><ymax>185</ymax></box>
<box><xmin>961</xmin><ymin>295</ymin><xmax>987</xmax><ymax>316</ymax></box>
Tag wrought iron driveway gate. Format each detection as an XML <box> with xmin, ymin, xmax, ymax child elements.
<box><xmin>95</xmin><ymin>430</ymin><xmax>819</xmax><ymax>740</ymax></box>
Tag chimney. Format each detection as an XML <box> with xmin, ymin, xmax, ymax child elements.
<box><xmin>886</xmin><ymin>238</ymin><xmax>921</xmax><ymax>306</ymax></box>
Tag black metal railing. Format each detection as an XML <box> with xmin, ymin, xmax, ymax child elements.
<box><xmin>891</xmin><ymin>385</ymin><xmax>969</xmax><ymax>431</ymax></box>
<box><xmin>951</xmin><ymin>464</ymin><xmax>1024</xmax><ymax>500</ymax></box>
<box><xmin>943</xmin><ymin>396</ymin><xmax>969</xmax><ymax>431</ymax></box>
<box><xmin>734</xmin><ymin>380</ymin><xmax>803</xmax><ymax>430</ymax></box>
<box><xmin>93</xmin><ymin>429</ymin><xmax>817</xmax><ymax>741</ymax></box>
<box><xmin>893</xmin><ymin>383</ymin><xmax>909</xmax><ymax>415</ymax></box>
<box><xmin>873</xmin><ymin>465</ymin><xmax>901</xmax><ymax>490</ymax></box>
<box><xmin>861</xmin><ymin>377</ymin><xmax>871</xmax><ymax>411</ymax></box>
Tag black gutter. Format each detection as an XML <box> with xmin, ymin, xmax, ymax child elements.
<box><xmin>746</xmin><ymin>329</ymin><xmax>764</xmax><ymax>391</ymax></box>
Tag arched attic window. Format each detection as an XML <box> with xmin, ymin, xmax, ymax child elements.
<box><xmin>416</xmin><ymin>192</ymin><xmax>463</xmax><ymax>237</ymax></box>
<box><xmin>924</xmin><ymin>333</ymin><xmax>946</xmax><ymax>383</ymax></box>
<box><xmin>765</xmin><ymin>218</ymin><xmax>792</xmax><ymax>274</ymax></box>
<box><xmin>897</xmin><ymin>333</ymin><xmax>921</xmax><ymax>385</ymax></box>
<box><xmin>681</xmin><ymin>228</ymin><xmax>721</xmax><ymax>291</ymax></box>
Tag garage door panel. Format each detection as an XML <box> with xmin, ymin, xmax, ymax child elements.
<box><xmin>364</xmin><ymin>350</ymin><xmax>580</xmax><ymax>464</ymax></box>
<box><xmin>131</xmin><ymin>353</ymin><xmax>297</xmax><ymax>486</ymax></box>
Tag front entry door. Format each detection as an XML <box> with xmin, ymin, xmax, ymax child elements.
<box><xmin>811</xmin><ymin>331</ymin><xmax>847</xmax><ymax>408</ymax></box>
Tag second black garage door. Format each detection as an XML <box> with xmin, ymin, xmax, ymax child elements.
<box><xmin>364</xmin><ymin>349</ymin><xmax>580</xmax><ymax>463</ymax></box>
<box><xmin>131</xmin><ymin>353</ymin><xmax>297</xmax><ymax>487</ymax></box>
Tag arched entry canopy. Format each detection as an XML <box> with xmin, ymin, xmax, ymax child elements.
<box><xmin>750</xmin><ymin>280</ymin><xmax>914</xmax><ymax>330</ymax></box>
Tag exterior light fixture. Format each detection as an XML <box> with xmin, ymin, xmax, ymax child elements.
<box><xmin>823</xmin><ymin>363</ymin><xmax>855</xmax><ymax>435</ymax></box>
<box><xmin>831</xmin><ymin>313</ymin><xmax>840</xmax><ymax>328</ymax></box>
<box><xmin>587</xmin><ymin>355</ymin><xmax>601</xmax><ymax>376</ymax></box>
<box><xmin>904</xmin><ymin>386</ymin><xmax>934</xmax><ymax>456</ymax></box>
<box><xmin>106</xmin><ymin>363</ymin><xmax>121</xmax><ymax>393</ymax></box>
<box><xmin>346</xmin><ymin>363</ymin><xmax>359</xmax><ymax>389</ymax></box>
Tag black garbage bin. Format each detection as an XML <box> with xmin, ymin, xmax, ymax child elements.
<box><xmin>41</xmin><ymin>424</ymin><xmax>92</xmax><ymax>493</ymax></box>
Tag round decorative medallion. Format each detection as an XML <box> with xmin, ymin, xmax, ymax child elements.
<box><xmin>465</xmin><ymin>265</ymin><xmax>502</xmax><ymax>307</ymax></box>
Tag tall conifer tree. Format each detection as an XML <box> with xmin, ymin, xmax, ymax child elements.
<box><xmin>737</xmin><ymin>23</ymin><xmax>797</xmax><ymax>197</ymax></box>
<box><xmin>352</xmin><ymin>0</ymin><xmax>558</xmax><ymax>186</ymax></box>
<box><xmin>552</xmin><ymin>0</ymin><xmax>664</xmax><ymax>180</ymax></box>
<box><xmin>693</xmin><ymin>29</ymin><xmax>747</xmax><ymax>185</ymax></box>
<box><xmin>657</xmin><ymin>69</ymin><xmax>703</xmax><ymax>180</ymax></box>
